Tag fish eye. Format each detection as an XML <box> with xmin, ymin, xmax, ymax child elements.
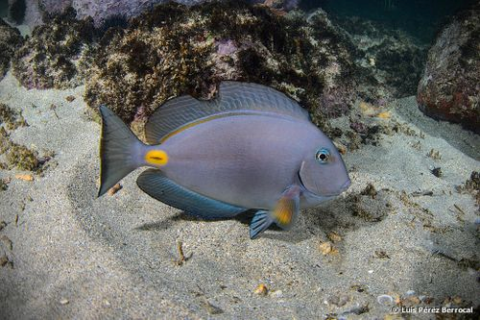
<box><xmin>315</xmin><ymin>148</ymin><xmax>330</xmax><ymax>164</ymax></box>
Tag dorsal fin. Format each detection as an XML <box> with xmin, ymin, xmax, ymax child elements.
<box><xmin>145</xmin><ymin>82</ymin><xmax>310</xmax><ymax>144</ymax></box>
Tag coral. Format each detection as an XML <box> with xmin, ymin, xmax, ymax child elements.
<box><xmin>0</xmin><ymin>18</ymin><xmax>23</xmax><ymax>81</ymax></box>
<box><xmin>417</xmin><ymin>2</ymin><xmax>480</xmax><ymax>133</ymax></box>
<box><xmin>12</xmin><ymin>7</ymin><xmax>96</xmax><ymax>89</ymax></box>
<box><xmin>85</xmin><ymin>2</ymin><xmax>360</xmax><ymax>133</ymax></box>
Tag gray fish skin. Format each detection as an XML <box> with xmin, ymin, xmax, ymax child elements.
<box><xmin>98</xmin><ymin>82</ymin><xmax>351</xmax><ymax>238</ymax></box>
<box><xmin>147</xmin><ymin>111</ymin><xmax>350</xmax><ymax>210</ymax></box>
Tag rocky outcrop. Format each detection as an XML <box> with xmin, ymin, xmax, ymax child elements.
<box><xmin>84</xmin><ymin>2</ymin><xmax>361</xmax><ymax>131</ymax></box>
<box><xmin>339</xmin><ymin>17</ymin><xmax>427</xmax><ymax>99</ymax></box>
<box><xmin>417</xmin><ymin>2</ymin><xmax>480</xmax><ymax>134</ymax></box>
<box><xmin>0</xmin><ymin>18</ymin><xmax>23</xmax><ymax>81</ymax></box>
<box><xmin>12</xmin><ymin>8</ymin><xmax>96</xmax><ymax>89</ymax></box>
<box><xmin>17</xmin><ymin>0</ymin><xmax>216</xmax><ymax>28</ymax></box>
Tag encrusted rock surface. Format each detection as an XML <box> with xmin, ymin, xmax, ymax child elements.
<box><xmin>20</xmin><ymin>0</ymin><xmax>216</xmax><ymax>28</ymax></box>
<box><xmin>339</xmin><ymin>17</ymin><xmax>427</xmax><ymax>99</ymax></box>
<box><xmin>84</xmin><ymin>2</ymin><xmax>361</xmax><ymax>131</ymax></box>
<box><xmin>417</xmin><ymin>2</ymin><xmax>480</xmax><ymax>134</ymax></box>
<box><xmin>0</xmin><ymin>19</ymin><xmax>23</xmax><ymax>81</ymax></box>
<box><xmin>12</xmin><ymin>8</ymin><xmax>96</xmax><ymax>89</ymax></box>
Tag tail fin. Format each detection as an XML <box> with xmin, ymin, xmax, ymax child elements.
<box><xmin>98</xmin><ymin>105</ymin><xmax>145</xmax><ymax>197</ymax></box>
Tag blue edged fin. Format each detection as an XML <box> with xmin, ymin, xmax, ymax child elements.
<box><xmin>249</xmin><ymin>211</ymin><xmax>273</xmax><ymax>239</ymax></box>
<box><xmin>136</xmin><ymin>169</ymin><xmax>246</xmax><ymax>219</ymax></box>
<box><xmin>145</xmin><ymin>82</ymin><xmax>310</xmax><ymax>144</ymax></box>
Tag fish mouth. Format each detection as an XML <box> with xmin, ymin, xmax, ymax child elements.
<box><xmin>297</xmin><ymin>172</ymin><xmax>351</xmax><ymax>198</ymax></box>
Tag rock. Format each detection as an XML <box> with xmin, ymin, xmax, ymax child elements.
<box><xmin>0</xmin><ymin>18</ymin><xmax>23</xmax><ymax>81</ymax></box>
<box><xmin>417</xmin><ymin>2</ymin><xmax>480</xmax><ymax>134</ymax></box>
<box><xmin>12</xmin><ymin>8</ymin><xmax>96</xmax><ymax>89</ymax></box>
<box><xmin>84</xmin><ymin>2</ymin><xmax>360</xmax><ymax>130</ymax></box>
<box><xmin>17</xmin><ymin>0</ymin><xmax>217</xmax><ymax>28</ymax></box>
<box><xmin>339</xmin><ymin>17</ymin><xmax>427</xmax><ymax>100</ymax></box>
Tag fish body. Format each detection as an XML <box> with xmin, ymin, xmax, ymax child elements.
<box><xmin>98</xmin><ymin>82</ymin><xmax>350</xmax><ymax>238</ymax></box>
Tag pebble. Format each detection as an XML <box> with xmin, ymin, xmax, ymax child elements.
<box><xmin>377</xmin><ymin>294</ymin><xmax>394</xmax><ymax>305</ymax></box>
<box><xmin>270</xmin><ymin>290</ymin><xmax>283</xmax><ymax>298</ymax></box>
<box><xmin>254</xmin><ymin>284</ymin><xmax>268</xmax><ymax>296</ymax></box>
<box><xmin>59</xmin><ymin>299</ymin><xmax>69</xmax><ymax>305</ymax></box>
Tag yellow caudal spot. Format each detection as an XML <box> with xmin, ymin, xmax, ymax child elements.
<box><xmin>145</xmin><ymin>150</ymin><xmax>169</xmax><ymax>166</ymax></box>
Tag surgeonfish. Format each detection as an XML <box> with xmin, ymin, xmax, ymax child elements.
<box><xmin>98</xmin><ymin>82</ymin><xmax>351</xmax><ymax>239</ymax></box>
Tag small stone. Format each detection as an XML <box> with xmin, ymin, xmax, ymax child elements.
<box><xmin>201</xmin><ymin>299</ymin><xmax>223</xmax><ymax>315</ymax></box>
<box><xmin>374</xmin><ymin>250</ymin><xmax>390</xmax><ymax>259</ymax></box>
<box><xmin>1</xmin><ymin>235</ymin><xmax>13</xmax><ymax>250</ymax></box>
<box><xmin>453</xmin><ymin>296</ymin><xmax>463</xmax><ymax>305</ymax></box>
<box><xmin>361</xmin><ymin>183</ymin><xmax>377</xmax><ymax>198</ymax></box>
<box><xmin>15</xmin><ymin>174</ymin><xmax>34</xmax><ymax>181</ymax></box>
<box><xmin>270</xmin><ymin>290</ymin><xmax>283</xmax><ymax>298</ymax></box>
<box><xmin>0</xmin><ymin>255</ymin><xmax>8</xmax><ymax>267</ymax></box>
<box><xmin>405</xmin><ymin>296</ymin><xmax>421</xmax><ymax>304</ymax></box>
<box><xmin>327</xmin><ymin>232</ymin><xmax>342</xmax><ymax>243</ymax></box>
<box><xmin>384</xmin><ymin>315</ymin><xmax>403</xmax><ymax>320</ymax></box>
<box><xmin>59</xmin><ymin>299</ymin><xmax>69</xmax><ymax>305</ymax></box>
<box><xmin>377</xmin><ymin>111</ymin><xmax>391</xmax><ymax>119</ymax></box>
<box><xmin>328</xmin><ymin>294</ymin><xmax>349</xmax><ymax>307</ymax></box>
<box><xmin>377</xmin><ymin>294</ymin><xmax>394</xmax><ymax>305</ymax></box>
<box><xmin>333</xmin><ymin>141</ymin><xmax>347</xmax><ymax>155</ymax></box>
<box><xmin>65</xmin><ymin>95</ymin><xmax>76</xmax><ymax>102</ymax></box>
<box><xmin>427</xmin><ymin>149</ymin><xmax>441</xmax><ymax>160</ymax></box>
<box><xmin>254</xmin><ymin>284</ymin><xmax>268</xmax><ymax>296</ymax></box>
<box><xmin>319</xmin><ymin>241</ymin><xmax>338</xmax><ymax>255</ymax></box>
<box><xmin>108</xmin><ymin>183</ymin><xmax>122</xmax><ymax>196</ymax></box>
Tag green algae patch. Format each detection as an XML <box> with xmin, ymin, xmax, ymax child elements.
<box><xmin>0</xmin><ymin>127</ymin><xmax>52</xmax><ymax>173</ymax></box>
<box><xmin>12</xmin><ymin>7</ymin><xmax>97</xmax><ymax>89</ymax></box>
<box><xmin>0</xmin><ymin>103</ymin><xmax>27</xmax><ymax>131</ymax></box>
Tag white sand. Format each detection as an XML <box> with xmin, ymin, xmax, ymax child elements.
<box><xmin>0</xmin><ymin>72</ymin><xmax>479</xmax><ymax>319</ymax></box>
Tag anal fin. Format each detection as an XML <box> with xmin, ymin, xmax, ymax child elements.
<box><xmin>137</xmin><ymin>169</ymin><xmax>246</xmax><ymax>218</ymax></box>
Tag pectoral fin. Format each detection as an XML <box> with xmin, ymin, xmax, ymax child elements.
<box><xmin>249</xmin><ymin>185</ymin><xmax>301</xmax><ymax>239</ymax></box>
<box><xmin>272</xmin><ymin>187</ymin><xmax>300</xmax><ymax>230</ymax></box>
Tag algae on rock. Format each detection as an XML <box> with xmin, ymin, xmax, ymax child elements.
<box><xmin>12</xmin><ymin>7</ymin><xmax>97</xmax><ymax>89</ymax></box>
<box><xmin>84</xmin><ymin>2</ymin><xmax>361</xmax><ymax>136</ymax></box>
<box><xmin>0</xmin><ymin>18</ymin><xmax>23</xmax><ymax>81</ymax></box>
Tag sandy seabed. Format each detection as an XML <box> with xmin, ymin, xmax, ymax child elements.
<box><xmin>0</xmin><ymin>72</ymin><xmax>479</xmax><ymax>319</ymax></box>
